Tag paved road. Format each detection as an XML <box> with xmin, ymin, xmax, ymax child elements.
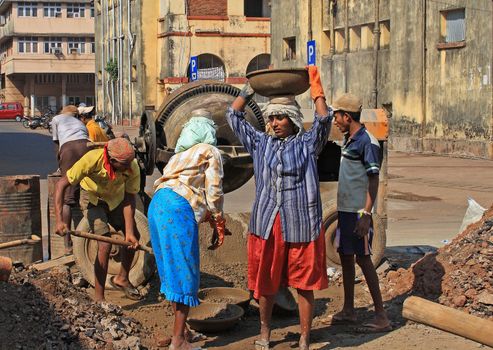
<box><xmin>2</xmin><ymin>120</ymin><xmax>493</xmax><ymax>258</ymax></box>
<box><xmin>0</xmin><ymin>121</ymin><xmax>57</xmax><ymax>178</ymax></box>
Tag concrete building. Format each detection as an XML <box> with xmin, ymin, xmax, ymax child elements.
<box><xmin>271</xmin><ymin>0</ymin><xmax>493</xmax><ymax>159</ymax></box>
<box><xmin>0</xmin><ymin>0</ymin><xmax>95</xmax><ymax>116</ymax></box>
<box><xmin>95</xmin><ymin>0</ymin><xmax>271</xmax><ymax>125</ymax></box>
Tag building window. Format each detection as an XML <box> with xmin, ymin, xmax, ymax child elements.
<box><xmin>85</xmin><ymin>96</ymin><xmax>95</xmax><ymax>106</ymax></box>
<box><xmin>90</xmin><ymin>38</ymin><xmax>95</xmax><ymax>53</ymax></box>
<box><xmin>0</xmin><ymin>74</ymin><xmax>5</xmax><ymax>90</ymax></box>
<box><xmin>44</xmin><ymin>37</ymin><xmax>62</xmax><ymax>54</ymax></box>
<box><xmin>67</xmin><ymin>3</ymin><xmax>85</xmax><ymax>18</ymax></box>
<box><xmin>90</xmin><ymin>3</ymin><xmax>94</xmax><ymax>17</ymax></box>
<box><xmin>67</xmin><ymin>37</ymin><xmax>85</xmax><ymax>54</ymax></box>
<box><xmin>246</xmin><ymin>54</ymin><xmax>271</xmax><ymax>74</ymax></box>
<box><xmin>68</xmin><ymin>96</ymin><xmax>81</xmax><ymax>105</ymax></box>
<box><xmin>18</xmin><ymin>37</ymin><xmax>38</xmax><ymax>53</ymax></box>
<box><xmin>34</xmin><ymin>74</ymin><xmax>57</xmax><ymax>84</ymax></box>
<box><xmin>283</xmin><ymin>37</ymin><xmax>296</xmax><ymax>61</ymax></box>
<box><xmin>187</xmin><ymin>53</ymin><xmax>226</xmax><ymax>81</ymax></box>
<box><xmin>43</xmin><ymin>2</ymin><xmax>61</xmax><ymax>17</ymax></box>
<box><xmin>244</xmin><ymin>0</ymin><xmax>270</xmax><ymax>17</ymax></box>
<box><xmin>18</xmin><ymin>2</ymin><xmax>38</xmax><ymax>17</ymax></box>
<box><xmin>441</xmin><ymin>9</ymin><xmax>465</xmax><ymax>43</ymax></box>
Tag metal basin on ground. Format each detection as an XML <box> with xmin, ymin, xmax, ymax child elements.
<box><xmin>187</xmin><ymin>302</ymin><xmax>244</xmax><ymax>333</ymax></box>
<box><xmin>246</xmin><ymin>68</ymin><xmax>310</xmax><ymax>97</ymax></box>
<box><xmin>273</xmin><ymin>287</ymin><xmax>298</xmax><ymax>314</ymax></box>
<box><xmin>198</xmin><ymin>287</ymin><xmax>251</xmax><ymax>310</ymax></box>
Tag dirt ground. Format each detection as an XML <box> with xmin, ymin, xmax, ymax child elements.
<box><xmin>2</xmin><ymin>151</ymin><xmax>493</xmax><ymax>349</ymax></box>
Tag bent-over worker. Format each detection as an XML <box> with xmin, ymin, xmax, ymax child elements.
<box><xmin>148</xmin><ymin>111</ymin><xmax>226</xmax><ymax>350</ymax></box>
<box><xmin>51</xmin><ymin>104</ymin><xmax>90</xmax><ymax>255</ymax></box>
<box><xmin>54</xmin><ymin>137</ymin><xmax>142</xmax><ymax>302</ymax></box>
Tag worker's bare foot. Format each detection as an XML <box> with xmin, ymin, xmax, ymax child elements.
<box><xmin>321</xmin><ymin>309</ymin><xmax>357</xmax><ymax>325</ymax></box>
<box><xmin>299</xmin><ymin>335</ymin><xmax>309</xmax><ymax>350</ymax></box>
<box><xmin>111</xmin><ymin>275</ymin><xmax>131</xmax><ymax>288</ymax></box>
<box><xmin>355</xmin><ymin>313</ymin><xmax>392</xmax><ymax>333</ymax></box>
<box><xmin>169</xmin><ymin>338</ymin><xmax>194</xmax><ymax>350</ymax></box>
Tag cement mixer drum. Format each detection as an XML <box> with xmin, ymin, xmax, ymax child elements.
<box><xmin>153</xmin><ymin>81</ymin><xmax>265</xmax><ymax>193</ymax></box>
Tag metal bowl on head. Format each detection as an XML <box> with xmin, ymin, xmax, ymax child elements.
<box><xmin>187</xmin><ymin>302</ymin><xmax>244</xmax><ymax>333</ymax></box>
<box><xmin>246</xmin><ymin>68</ymin><xmax>310</xmax><ymax>97</ymax></box>
<box><xmin>198</xmin><ymin>287</ymin><xmax>251</xmax><ymax>310</ymax></box>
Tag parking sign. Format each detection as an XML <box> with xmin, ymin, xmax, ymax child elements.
<box><xmin>307</xmin><ymin>40</ymin><xmax>316</xmax><ymax>66</ymax></box>
<box><xmin>190</xmin><ymin>56</ymin><xmax>198</xmax><ymax>81</ymax></box>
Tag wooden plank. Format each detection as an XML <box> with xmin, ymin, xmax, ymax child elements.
<box><xmin>32</xmin><ymin>255</ymin><xmax>75</xmax><ymax>271</ymax></box>
<box><xmin>403</xmin><ymin>296</ymin><xmax>493</xmax><ymax>347</ymax></box>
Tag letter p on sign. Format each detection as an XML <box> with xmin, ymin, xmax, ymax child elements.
<box><xmin>190</xmin><ymin>56</ymin><xmax>198</xmax><ymax>82</ymax></box>
<box><xmin>307</xmin><ymin>40</ymin><xmax>316</xmax><ymax>66</ymax></box>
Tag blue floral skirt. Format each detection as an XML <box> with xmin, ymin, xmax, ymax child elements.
<box><xmin>148</xmin><ymin>188</ymin><xmax>200</xmax><ymax>307</ymax></box>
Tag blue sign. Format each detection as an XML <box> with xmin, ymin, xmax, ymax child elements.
<box><xmin>190</xmin><ymin>56</ymin><xmax>198</xmax><ymax>81</ymax></box>
<box><xmin>307</xmin><ymin>40</ymin><xmax>316</xmax><ymax>66</ymax></box>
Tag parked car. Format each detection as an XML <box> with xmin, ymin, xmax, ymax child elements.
<box><xmin>0</xmin><ymin>102</ymin><xmax>24</xmax><ymax>120</ymax></box>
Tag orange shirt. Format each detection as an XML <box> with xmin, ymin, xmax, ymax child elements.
<box><xmin>86</xmin><ymin>119</ymin><xmax>109</xmax><ymax>142</ymax></box>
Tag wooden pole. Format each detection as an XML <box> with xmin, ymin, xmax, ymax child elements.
<box><xmin>403</xmin><ymin>296</ymin><xmax>493</xmax><ymax>347</ymax></box>
<box><xmin>69</xmin><ymin>230</ymin><xmax>154</xmax><ymax>255</ymax></box>
<box><xmin>0</xmin><ymin>235</ymin><xmax>41</xmax><ymax>250</ymax></box>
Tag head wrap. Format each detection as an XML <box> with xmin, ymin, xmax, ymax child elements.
<box><xmin>103</xmin><ymin>138</ymin><xmax>135</xmax><ymax>180</ymax></box>
<box><xmin>175</xmin><ymin>109</ymin><xmax>217</xmax><ymax>153</ymax></box>
<box><xmin>262</xmin><ymin>96</ymin><xmax>304</xmax><ymax>136</ymax></box>
<box><xmin>106</xmin><ymin>137</ymin><xmax>135</xmax><ymax>163</ymax></box>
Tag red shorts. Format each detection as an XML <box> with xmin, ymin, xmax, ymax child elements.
<box><xmin>248</xmin><ymin>213</ymin><xmax>328</xmax><ymax>299</ymax></box>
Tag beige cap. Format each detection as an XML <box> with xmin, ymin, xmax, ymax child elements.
<box><xmin>331</xmin><ymin>93</ymin><xmax>362</xmax><ymax>113</ymax></box>
<box><xmin>78</xmin><ymin>105</ymin><xmax>95</xmax><ymax>115</ymax></box>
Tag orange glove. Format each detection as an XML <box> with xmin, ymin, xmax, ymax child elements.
<box><xmin>207</xmin><ymin>214</ymin><xmax>230</xmax><ymax>250</ymax></box>
<box><xmin>307</xmin><ymin>65</ymin><xmax>325</xmax><ymax>102</ymax></box>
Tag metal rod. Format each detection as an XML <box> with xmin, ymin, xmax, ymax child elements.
<box><xmin>69</xmin><ymin>230</ymin><xmax>154</xmax><ymax>254</ymax></box>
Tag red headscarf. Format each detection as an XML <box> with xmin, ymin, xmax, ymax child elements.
<box><xmin>103</xmin><ymin>138</ymin><xmax>135</xmax><ymax>180</ymax></box>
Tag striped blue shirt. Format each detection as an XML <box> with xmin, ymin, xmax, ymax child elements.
<box><xmin>227</xmin><ymin>108</ymin><xmax>332</xmax><ymax>243</ymax></box>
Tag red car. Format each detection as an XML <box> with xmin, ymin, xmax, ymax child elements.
<box><xmin>0</xmin><ymin>102</ymin><xmax>24</xmax><ymax>120</ymax></box>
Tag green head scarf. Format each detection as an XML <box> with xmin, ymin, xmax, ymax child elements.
<box><xmin>175</xmin><ymin>109</ymin><xmax>217</xmax><ymax>153</ymax></box>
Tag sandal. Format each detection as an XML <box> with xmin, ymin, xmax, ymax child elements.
<box><xmin>109</xmin><ymin>276</ymin><xmax>142</xmax><ymax>300</ymax></box>
<box><xmin>254</xmin><ymin>339</ymin><xmax>270</xmax><ymax>350</ymax></box>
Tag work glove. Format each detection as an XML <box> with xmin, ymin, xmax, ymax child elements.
<box><xmin>207</xmin><ymin>214</ymin><xmax>231</xmax><ymax>250</ymax></box>
<box><xmin>307</xmin><ymin>65</ymin><xmax>325</xmax><ymax>102</ymax></box>
<box><xmin>239</xmin><ymin>82</ymin><xmax>255</xmax><ymax>104</ymax></box>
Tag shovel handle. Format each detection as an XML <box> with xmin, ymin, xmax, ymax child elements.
<box><xmin>0</xmin><ymin>236</ymin><xmax>41</xmax><ymax>250</ymax></box>
<box><xmin>69</xmin><ymin>230</ymin><xmax>153</xmax><ymax>254</ymax></box>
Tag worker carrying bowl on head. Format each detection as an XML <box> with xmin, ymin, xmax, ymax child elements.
<box><xmin>226</xmin><ymin>66</ymin><xmax>332</xmax><ymax>350</ymax></box>
<box><xmin>78</xmin><ymin>105</ymin><xmax>108</xmax><ymax>143</ymax></box>
<box><xmin>148</xmin><ymin>110</ymin><xmax>226</xmax><ymax>350</ymax></box>
<box><xmin>54</xmin><ymin>137</ymin><xmax>142</xmax><ymax>302</ymax></box>
<box><xmin>51</xmin><ymin>104</ymin><xmax>90</xmax><ymax>255</ymax></box>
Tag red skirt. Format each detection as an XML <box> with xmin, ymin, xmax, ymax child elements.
<box><xmin>248</xmin><ymin>213</ymin><xmax>328</xmax><ymax>299</ymax></box>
